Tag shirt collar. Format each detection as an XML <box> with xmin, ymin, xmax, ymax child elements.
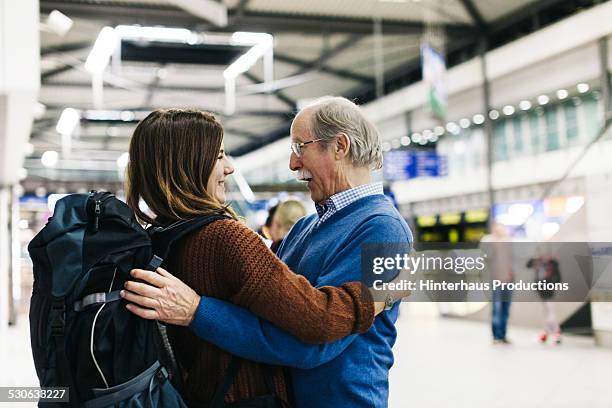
<box><xmin>315</xmin><ymin>182</ymin><xmax>384</xmax><ymax>219</ymax></box>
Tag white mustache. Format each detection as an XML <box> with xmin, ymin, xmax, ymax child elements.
<box><xmin>295</xmin><ymin>170</ymin><xmax>313</xmax><ymax>181</ymax></box>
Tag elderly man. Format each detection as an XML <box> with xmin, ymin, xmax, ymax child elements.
<box><xmin>122</xmin><ymin>96</ymin><xmax>412</xmax><ymax>407</ymax></box>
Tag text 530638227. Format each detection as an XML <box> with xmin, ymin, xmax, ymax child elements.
<box><xmin>0</xmin><ymin>387</ymin><xmax>69</xmax><ymax>403</ymax></box>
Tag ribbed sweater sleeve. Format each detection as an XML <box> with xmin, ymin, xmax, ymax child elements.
<box><xmin>192</xmin><ymin>219</ymin><xmax>374</xmax><ymax>344</ymax></box>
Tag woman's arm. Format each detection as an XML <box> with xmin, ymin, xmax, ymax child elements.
<box><xmin>204</xmin><ymin>219</ymin><xmax>375</xmax><ymax>344</ymax></box>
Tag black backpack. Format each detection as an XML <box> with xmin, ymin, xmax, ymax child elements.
<box><xmin>28</xmin><ymin>191</ymin><xmax>227</xmax><ymax>407</ymax></box>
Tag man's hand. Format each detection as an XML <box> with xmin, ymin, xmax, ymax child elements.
<box><xmin>120</xmin><ymin>267</ymin><xmax>200</xmax><ymax>326</ymax></box>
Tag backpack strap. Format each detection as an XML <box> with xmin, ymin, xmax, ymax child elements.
<box><xmin>148</xmin><ymin>214</ymin><xmax>230</xmax><ymax>261</ymax></box>
<box><xmin>50</xmin><ymin>298</ymin><xmax>78</xmax><ymax>400</ymax></box>
<box><xmin>73</xmin><ymin>290</ymin><xmax>122</xmax><ymax>312</ymax></box>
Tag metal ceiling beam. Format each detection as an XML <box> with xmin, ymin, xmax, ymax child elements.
<box><xmin>40</xmin><ymin>1</ymin><xmax>473</xmax><ymax>35</ymax></box>
<box><xmin>41</xmin><ymin>64</ymin><xmax>75</xmax><ymax>81</ymax></box>
<box><xmin>41</xmin><ymin>41</ymin><xmax>91</xmax><ymax>56</ymax></box>
<box><xmin>224</xmin><ymin>11</ymin><xmax>473</xmax><ymax>35</ymax></box>
<box><xmin>232</xmin><ymin>32</ymin><xmax>477</xmax><ymax>156</ymax></box>
<box><xmin>243</xmin><ymin>72</ymin><xmax>297</xmax><ymax>110</ymax></box>
<box><xmin>457</xmin><ymin>0</ymin><xmax>487</xmax><ymax>34</ymax></box>
<box><xmin>274</xmin><ymin>53</ymin><xmax>372</xmax><ymax>83</ymax></box>
<box><xmin>487</xmin><ymin>0</ymin><xmax>572</xmax><ymax>34</ymax></box>
<box><xmin>295</xmin><ymin>34</ymin><xmax>363</xmax><ymax>74</ymax></box>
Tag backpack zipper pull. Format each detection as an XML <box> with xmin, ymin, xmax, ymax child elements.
<box><xmin>94</xmin><ymin>200</ymin><xmax>101</xmax><ymax>232</ymax></box>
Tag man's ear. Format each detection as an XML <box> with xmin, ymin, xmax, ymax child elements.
<box><xmin>335</xmin><ymin>133</ymin><xmax>351</xmax><ymax>160</ymax></box>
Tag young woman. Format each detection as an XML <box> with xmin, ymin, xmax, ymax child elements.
<box><xmin>125</xmin><ymin>109</ymin><xmax>380</xmax><ymax>407</ymax></box>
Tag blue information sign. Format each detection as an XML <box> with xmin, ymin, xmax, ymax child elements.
<box><xmin>383</xmin><ymin>150</ymin><xmax>447</xmax><ymax>181</ymax></box>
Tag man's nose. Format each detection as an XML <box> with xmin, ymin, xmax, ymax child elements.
<box><xmin>289</xmin><ymin>152</ymin><xmax>301</xmax><ymax>171</ymax></box>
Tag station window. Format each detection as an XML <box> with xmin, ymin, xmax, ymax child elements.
<box><xmin>582</xmin><ymin>93</ymin><xmax>601</xmax><ymax>139</ymax></box>
<box><xmin>563</xmin><ymin>100</ymin><xmax>579</xmax><ymax>143</ymax></box>
<box><xmin>493</xmin><ymin>120</ymin><xmax>508</xmax><ymax>161</ymax></box>
<box><xmin>528</xmin><ymin>112</ymin><xmax>541</xmax><ymax>154</ymax></box>
<box><xmin>512</xmin><ymin>116</ymin><xmax>524</xmax><ymax>156</ymax></box>
<box><xmin>544</xmin><ymin>106</ymin><xmax>559</xmax><ymax>151</ymax></box>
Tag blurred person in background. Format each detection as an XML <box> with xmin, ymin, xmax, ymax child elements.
<box><xmin>481</xmin><ymin>222</ymin><xmax>514</xmax><ymax>344</ymax></box>
<box><xmin>121</xmin><ymin>108</ymin><xmax>389</xmax><ymax>407</ymax></box>
<box><xmin>124</xmin><ymin>97</ymin><xmax>413</xmax><ymax>408</ymax></box>
<box><xmin>527</xmin><ymin>249</ymin><xmax>562</xmax><ymax>344</ymax></box>
<box><xmin>259</xmin><ymin>203</ymin><xmax>278</xmax><ymax>242</ymax></box>
<box><xmin>269</xmin><ymin>199</ymin><xmax>306</xmax><ymax>253</ymax></box>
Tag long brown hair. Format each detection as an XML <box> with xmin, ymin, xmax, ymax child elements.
<box><xmin>126</xmin><ymin>108</ymin><xmax>238</xmax><ymax>225</ymax></box>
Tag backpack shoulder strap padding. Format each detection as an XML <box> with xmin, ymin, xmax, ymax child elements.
<box><xmin>149</xmin><ymin>214</ymin><xmax>230</xmax><ymax>261</ymax></box>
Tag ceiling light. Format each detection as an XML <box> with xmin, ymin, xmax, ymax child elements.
<box><xmin>577</xmin><ymin>83</ymin><xmax>590</xmax><ymax>93</ymax></box>
<box><xmin>434</xmin><ymin>126</ymin><xmax>445</xmax><ymax>136</ymax></box>
<box><xmin>502</xmin><ymin>105</ymin><xmax>515</xmax><ymax>116</ymax></box>
<box><xmin>519</xmin><ymin>100</ymin><xmax>532</xmax><ymax>111</ymax></box>
<box><xmin>46</xmin><ymin>10</ymin><xmax>73</xmax><ymax>37</ymax></box>
<box><xmin>56</xmin><ymin>108</ymin><xmax>80</xmax><ymax>135</ymax></box>
<box><xmin>85</xmin><ymin>27</ymin><xmax>118</xmax><ymax>73</ymax></box>
<box><xmin>472</xmin><ymin>114</ymin><xmax>485</xmax><ymax>125</ymax></box>
<box><xmin>489</xmin><ymin>110</ymin><xmax>499</xmax><ymax>120</ymax></box>
<box><xmin>400</xmin><ymin>136</ymin><xmax>411</xmax><ymax>146</ymax></box>
<box><xmin>411</xmin><ymin>133</ymin><xmax>421</xmax><ymax>143</ymax></box>
<box><xmin>537</xmin><ymin>95</ymin><xmax>550</xmax><ymax>105</ymax></box>
<box><xmin>224</xmin><ymin>32</ymin><xmax>273</xmax><ymax>79</ymax></box>
<box><xmin>459</xmin><ymin>118</ymin><xmax>471</xmax><ymax>128</ymax></box>
<box><xmin>115</xmin><ymin>25</ymin><xmax>195</xmax><ymax>43</ymax></box>
<box><xmin>391</xmin><ymin>139</ymin><xmax>401</xmax><ymax>149</ymax></box>
<box><xmin>120</xmin><ymin>111</ymin><xmax>135</xmax><ymax>121</ymax></box>
<box><xmin>41</xmin><ymin>150</ymin><xmax>59</xmax><ymax>167</ymax></box>
<box><xmin>557</xmin><ymin>89</ymin><xmax>568</xmax><ymax>100</ymax></box>
<box><xmin>382</xmin><ymin>142</ymin><xmax>391</xmax><ymax>152</ymax></box>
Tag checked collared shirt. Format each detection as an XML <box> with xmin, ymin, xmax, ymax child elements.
<box><xmin>314</xmin><ymin>182</ymin><xmax>384</xmax><ymax>228</ymax></box>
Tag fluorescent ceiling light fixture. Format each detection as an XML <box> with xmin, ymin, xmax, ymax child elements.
<box><xmin>537</xmin><ymin>95</ymin><xmax>550</xmax><ymax>105</ymax></box>
<box><xmin>56</xmin><ymin>108</ymin><xmax>80</xmax><ymax>135</ymax></box>
<box><xmin>472</xmin><ymin>114</ymin><xmax>485</xmax><ymax>125</ymax></box>
<box><xmin>224</xmin><ymin>32</ymin><xmax>274</xmax><ymax>115</ymax></box>
<box><xmin>46</xmin><ymin>10</ymin><xmax>73</xmax><ymax>37</ymax></box>
<box><xmin>577</xmin><ymin>83</ymin><xmax>590</xmax><ymax>93</ymax></box>
<box><xmin>557</xmin><ymin>89</ymin><xmax>569</xmax><ymax>99</ymax></box>
<box><xmin>41</xmin><ymin>150</ymin><xmax>59</xmax><ymax>167</ymax></box>
<box><xmin>115</xmin><ymin>25</ymin><xmax>197</xmax><ymax>44</ymax></box>
<box><xmin>224</xmin><ymin>32</ymin><xmax>273</xmax><ymax>79</ymax></box>
<box><xmin>502</xmin><ymin>105</ymin><xmax>515</xmax><ymax>116</ymax></box>
<box><xmin>85</xmin><ymin>27</ymin><xmax>118</xmax><ymax>73</ymax></box>
<box><xmin>519</xmin><ymin>100</ymin><xmax>532</xmax><ymax>111</ymax></box>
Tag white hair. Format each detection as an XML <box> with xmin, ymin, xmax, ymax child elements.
<box><xmin>304</xmin><ymin>96</ymin><xmax>383</xmax><ymax>170</ymax></box>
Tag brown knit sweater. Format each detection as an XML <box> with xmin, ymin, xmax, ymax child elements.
<box><xmin>167</xmin><ymin>219</ymin><xmax>374</xmax><ymax>407</ymax></box>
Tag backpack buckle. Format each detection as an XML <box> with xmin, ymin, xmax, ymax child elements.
<box><xmin>50</xmin><ymin>302</ymin><xmax>66</xmax><ymax>336</ymax></box>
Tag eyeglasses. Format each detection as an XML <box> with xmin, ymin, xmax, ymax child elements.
<box><xmin>290</xmin><ymin>138</ymin><xmax>325</xmax><ymax>157</ymax></box>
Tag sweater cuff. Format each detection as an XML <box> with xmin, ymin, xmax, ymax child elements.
<box><xmin>354</xmin><ymin>283</ymin><xmax>375</xmax><ymax>333</ymax></box>
<box><xmin>189</xmin><ymin>296</ymin><xmax>214</xmax><ymax>338</ymax></box>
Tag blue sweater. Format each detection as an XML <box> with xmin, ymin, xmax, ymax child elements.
<box><xmin>190</xmin><ymin>194</ymin><xmax>412</xmax><ymax>407</ymax></box>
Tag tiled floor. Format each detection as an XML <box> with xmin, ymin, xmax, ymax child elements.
<box><xmin>389</xmin><ymin>304</ymin><xmax>612</xmax><ymax>408</ymax></box>
<box><xmin>1</xmin><ymin>305</ymin><xmax>611</xmax><ymax>407</ymax></box>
